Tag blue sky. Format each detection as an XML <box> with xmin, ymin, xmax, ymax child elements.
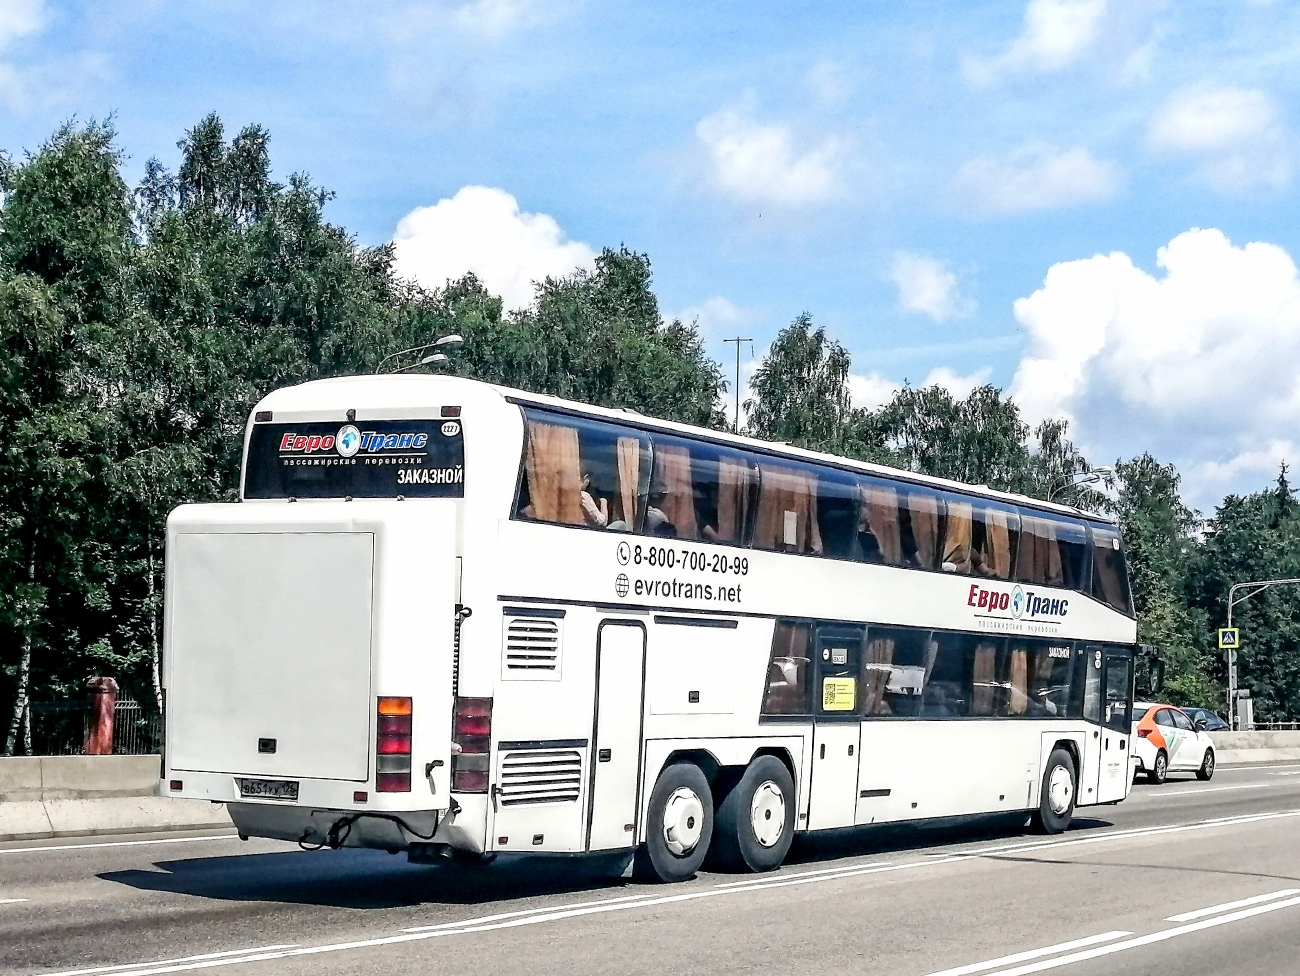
<box><xmin>4</xmin><ymin>0</ymin><xmax>1300</xmax><ymax>510</ymax></box>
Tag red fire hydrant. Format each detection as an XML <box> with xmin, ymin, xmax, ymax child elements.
<box><xmin>84</xmin><ymin>677</ymin><xmax>119</xmax><ymax>756</ymax></box>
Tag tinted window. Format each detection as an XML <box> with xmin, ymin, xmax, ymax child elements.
<box><xmin>1155</xmin><ymin>708</ymin><xmax>1176</xmax><ymax>727</ymax></box>
<box><xmin>1171</xmin><ymin>709</ymin><xmax>1194</xmax><ymax>731</ymax></box>
<box><xmin>1091</xmin><ymin>524</ymin><xmax>1133</xmax><ymax>615</ymax></box>
<box><xmin>245</xmin><ymin>419</ymin><xmax>465</xmax><ymax>499</ymax></box>
<box><xmin>815</xmin><ymin>466</ymin><xmax>865</xmax><ymax>561</ymax></box>
<box><xmin>762</xmin><ymin>621</ymin><xmax>813</xmax><ymax>716</ymax></box>
<box><xmin>1007</xmin><ymin>639</ymin><xmax>1075</xmax><ymax>717</ymax></box>
<box><xmin>753</xmin><ymin>460</ymin><xmax>823</xmax><ymax>555</ymax></box>
<box><xmin>1132</xmin><ymin>706</ymin><xmax>1150</xmax><ymax>723</ymax></box>
<box><xmin>515</xmin><ymin>408</ymin><xmax>649</xmax><ymax>529</ymax></box>
<box><xmin>941</xmin><ymin>496</ymin><xmax>1020</xmax><ymax>580</ymax></box>
<box><xmin>861</xmin><ymin>627</ymin><xmax>931</xmax><ymax>717</ymax></box>
<box><xmin>1017</xmin><ymin>512</ymin><xmax>1089</xmax><ymax>589</ymax></box>
<box><xmin>646</xmin><ymin>434</ymin><xmax>756</xmax><ymax>543</ymax></box>
<box><xmin>1104</xmin><ymin>655</ymin><xmax>1132</xmax><ymax>731</ymax></box>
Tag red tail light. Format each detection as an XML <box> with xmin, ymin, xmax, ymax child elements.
<box><xmin>376</xmin><ymin>697</ymin><xmax>412</xmax><ymax>792</ymax></box>
<box><xmin>1137</xmin><ymin>727</ymin><xmax>1152</xmax><ymax>737</ymax></box>
<box><xmin>452</xmin><ymin>697</ymin><xmax>492</xmax><ymax>793</ymax></box>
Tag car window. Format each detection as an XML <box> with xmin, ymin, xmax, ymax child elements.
<box><xmin>1132</xmin><ymin>706</ymin><xmax>1150</xmax><ymax>723</ymax></box>
<box><xmin>1171</xmin><ymin>709</ymin><xmax>1194</xmax><ymax>731</ymax></box>
<box><xmin>1155</xmin><ymin>708</ymin><xmax>1176</xmax><ymax>727</ymax></box>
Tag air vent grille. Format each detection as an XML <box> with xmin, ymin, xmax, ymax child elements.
<box><xmin>503</xmin><ymin>616</ymin><xmax>561</xmax><ymax>675</ymax></box>
<box><xmin>497</xmin><ymin>749</ymin><xmax>582</xmax><ymax>806</ymax></box>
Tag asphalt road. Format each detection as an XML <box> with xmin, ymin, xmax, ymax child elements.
<box><xmin>5</xmin><ymin>762</ymin><xmax>1300</xmax><ymax>976</ymax></box>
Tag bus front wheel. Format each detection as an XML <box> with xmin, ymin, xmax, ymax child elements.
<box><xmin>711</xmin><ymin>755</ymin><xmax>796</xmax><ymax>873</ymax></box>
<box><xmin>1033</xmin><ymin>747</ymin><xmax>1076</xmax><ymax>834</ymax></box>
<box><xmin>635</xmin><ymin>762</ymin><xmax>714</xmax><ymax>883</ymax></box>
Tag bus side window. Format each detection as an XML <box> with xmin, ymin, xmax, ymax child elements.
<box><xmin>1016</xmin><ymin>512</ymin><xmax>1088</xmax><ymax>590</ymax></box>
<box><xmin>752</xmin><ymin>462</ymin><xmax>823</xmax><ymax>555</ymax></box>
<box><xmin>862</xmin><ymin>627</ymin><xmax>933</xmax><ymax>716</ymax></box>
<box><xmin>1006</xmin><ymin>639</ymin><xmax>1074</xmax><ymax>717</ymax></box>
<box><xmin>762</xmin><ymin>621</ymin><xmax>813</xmax><ymax>716</ymax></box>
<box><xmin>1090</xmin><ymin>525</ymin><xmax>1133</xmax><ymax>615</ymax></box>
<box><xmin>516</xmin><ymin>408</ymin><xmax>649</xmax><ymax>530</ymax></box>
<box><xmin>647</xmin><ymin>434</ymin><xmax>755</xmax><ymax>543</ymax></box>
<box><xmin>941</xmin><ymin>497</ymin><xmax>1019</xmax><ymax>580</ymax></box>
<box><xmin>1083</xmin><ymin>647</ymin><xmax>1102</xmax><ymax>724</ymax></box>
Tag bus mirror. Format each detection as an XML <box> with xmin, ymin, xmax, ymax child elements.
<box><xmin>1150</xmin><ymin>660</ymin><xmax>1165</xmax><ymax>696</ymax></box>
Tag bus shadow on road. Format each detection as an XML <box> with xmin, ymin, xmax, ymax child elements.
<box><xmin>99</xmin><ymin>815</ymin><xmax>1118</xmax><ymax>909</ymax></box>
<box><xmin>99</xmin><ymin>847</ymin><xmax>639</xmax><ymax>910</ymax></box>
<box><xmin>785</xmin><ymin>812</ymin><xmax>1116</xmax><ymax>866</ymax></box>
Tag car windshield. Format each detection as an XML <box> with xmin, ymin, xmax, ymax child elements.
<box><xmin>1132</xmin><ymin>706</ymin><xmax>1150</xmax><ymax>723</ymax></box>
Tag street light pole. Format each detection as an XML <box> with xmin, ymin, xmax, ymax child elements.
<box><xmin>722</xmin><ymin>337</ymin><xmax>753</xmax><ymax>434</ymax></box>
<box><xmin>1224</xmin><ymin>578</ymin><xmax>1300</xmax><ymax>730</ymax></box>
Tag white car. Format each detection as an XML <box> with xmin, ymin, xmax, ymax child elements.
<box><xmin>1131</xmin><ymin>701</ymin><xmax>1216</xmax><ymax>784</ymax></box>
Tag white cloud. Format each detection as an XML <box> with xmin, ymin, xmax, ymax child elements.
<box><xmin>695</xmin><ymin>103</ymin><xmax>845</xmax><ymax>207</ymax></box>
<box><xmin>1009</xmin><ymin>228</ymin><xmax>1300</xmax><ymax>506</ymax></box>
<box><xmin>1147</xmin><ymin>86</ymin><xmax>1292</xmax><ymax>191</ymax></box>
<box><xmin>391</xmin><ymin>186</ymin><xmax>596</xmax><ymax>310</ymax></box>
<box><xmin>953</xmin><ymin>142</ymin><xmax>1122</xmax><ymax>215</ymax></box>
<box><xmin>888</xmin><ymin>252</ymin><xmax>973</xmax><ymax>322</ymax></box>
<box><xmin>0</xmin><ymin>0</ymin><xmax>43</xmax><ymax>48</ymax></box>
<box><xmin>965</xmin><ymin>0</ymin><xmax>1108</xmax><ymax>85</ymax></box>
<box><xmin>673</xmin><ymin>296</ymin><xmax>747</xmax><ymax>336</ymax></box>
<box><xmin>0</xmin><ymin>0</ymin><xmax>45</xmax><ymax>108</ymax></box>
<box><xmin>849</xmin><ymin>366</ymin><xmax>993</xmax><ymax>410</ymax></box>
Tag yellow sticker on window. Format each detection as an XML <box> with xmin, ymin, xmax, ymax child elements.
<box><xmin>822</xmin><ymin>677</ymin><xmax>856</xmax><ymax>712</ymax></box>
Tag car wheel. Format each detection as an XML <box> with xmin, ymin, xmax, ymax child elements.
<box><xmin>634</xmin><ymin>762</ymin><xmax>714</xmax><ymax>883</ymax></box>
<box><xmin>1032</xmin><ymin>747</ymin><xmax>1076</xmax><ymax>834</ymax></box>
<box><xmin>1196</xmin><ymin>749</ymin><xmax>1215</xmax><ymax>782</ymax></box>
<box><xmin>711</xmin><ymin>755</ymin><xmax>796</xmax><ymax>873</ymax></box>
<box><xmin>1148</xmin><ymin>749</ymin><xmax>1168</xmax><ymax>784</ymax></box>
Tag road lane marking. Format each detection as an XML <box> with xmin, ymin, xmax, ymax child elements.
<box><xmin>0</xmin><ymin>835</ymin><xmax>235</xmax><ymax>856</ymax></box>
<box><xmin>1165</xmin><ymin>888</ymin><xmax>1300</xmax><ymax>922</ymax></box>
<box><xmin>933</xmin><ymin>895</ymin><xmax>1300</xmax><ymax>976</ymax></box>
<box><xmin>37</xmin><ymin>806</ymin><xmax>1300</xmax><ymax>976</ymax></box>
<box><xmin>40</xmin><ymin>945</ymin><xmax>301</xmax><ymax>976</ymax></box>
<box><xmin>0</xmin><ymin>897</ymin><xmax>28</xmax><ymax>904</ymax></box>
<box><xmin>920</xmin><ymin>932</ymin><xmax>1131</xmax><ymax>976</ymax></box>
<box><xmin>1137</xmin><ymin>783</ymin><xmax>1274</xmax><ymax>799</ymax></box>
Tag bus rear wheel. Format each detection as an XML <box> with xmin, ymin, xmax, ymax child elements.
<box><xmin>1032</xmin><ymin>747</ymin><xmax>1076</xmax><ymax>834</ymax></box>
<box><xmin>634</xmin><ymin>762</ymin><xmax>714</xmax><ymax>883</ymax></box>
<box><xmin>711</xmin><ymin>755</ymin><xmax>796</xmax><ymax>873</ymax></box>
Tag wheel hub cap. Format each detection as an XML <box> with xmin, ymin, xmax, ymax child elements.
<box><xmin>750</xmin><ymin>781</ymin><xmax>786</xmax><ymax>848</ymax></box>
<box><xmin>662</xmin><ymin>787</ymin><xmax>704</xmax><ymax>856</ymax></box>
<box><xmin>1047</xmin><ymin>765</ymin><xmax>1073</xmax><ymax>815</ymax></box>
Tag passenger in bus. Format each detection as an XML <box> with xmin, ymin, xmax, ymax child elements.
<box><xmin>579</xmin><ymin>471</ymin><xmax>608</xmax><ymax>528</ymax></box>
<box><xmin>645</xmin><ymin>490</ymin><xmax>677</xmax><ymax>537</ymax></box>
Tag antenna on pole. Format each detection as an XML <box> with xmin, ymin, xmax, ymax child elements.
<box><xmin>722</xmin><ymin>337</ymin><xmax>753</xmax><ymax>434</ymax></box>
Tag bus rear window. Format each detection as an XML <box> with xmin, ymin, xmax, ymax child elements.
<box><xmin>244</xmin><ymin>419</ymin><xmax>465</xmax><ymax>499</ymax></box>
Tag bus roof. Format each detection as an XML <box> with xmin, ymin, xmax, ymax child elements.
<box><xmin>254</xmin><ymin>373</ymin><xmax>1115</xmax><ymax>525</ymax></box>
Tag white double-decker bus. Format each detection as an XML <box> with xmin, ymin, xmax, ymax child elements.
<box><xmin>162</xmin><ymin>374</ymin><xmax>1139</xmax><ymax>882</ymax></box>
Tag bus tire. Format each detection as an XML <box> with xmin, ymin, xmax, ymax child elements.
<box><xmin>1147</xmin><ymin>749</ymin><xmax>1168</xmax><ymax>784</ymax></box>
<box><xmin>711</xmin><ymin>755</ymin><xmax>796</xmax><ymax>873</ymax></box>
<box><xmin>1196</xmin><ymin>749</ymin><xmax>1215</xmax><ymax>781</ymax></box>
<box><xmin>634</xmin><ymin>762</ymin><xmax>714</xmax><ymax>883</ymax></box>
<box><xmin>1032</xmin><ymin>747</ymin><xmax>1076</xmax><ymax>834</ymax></box>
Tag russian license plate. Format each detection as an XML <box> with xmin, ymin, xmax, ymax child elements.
<box><xmin>238</xmin><ymin>778</ymin><xmax>299</xmax><ymax>801</ymax></box>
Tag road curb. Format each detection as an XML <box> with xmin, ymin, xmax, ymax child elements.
<box><xmin>0</xmin><ymin>796</ymin><xmax>233</xmax><ymax>842</ymax></box>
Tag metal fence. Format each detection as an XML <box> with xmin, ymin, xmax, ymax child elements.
<box><xmin>1252</xmin><ymin>720</ymin><xmax>1300</xmax><ymax>731</ymax></box>
<box><xmin>25</xmin><ymin>700</ymin><xmax>163</xmax><ymax>757</ymax></box>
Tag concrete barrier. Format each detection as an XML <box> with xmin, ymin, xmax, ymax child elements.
<box><xmin>0</xmin><ymin>755</ymin><xmax>231</xmax><ymax>842</ymax></box>
<box><xmin>1209</xmin><ymin>730</ymin><xmax>1300</xmax><ymax>765</ymax></box>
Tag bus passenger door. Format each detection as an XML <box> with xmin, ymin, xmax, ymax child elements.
<box><xmin>807</xmin><ymin>625</ymin><xmax>862</xmax><ymax>830</ymax></box>
<box><xmin>1097</xmin><ymin>652</ymin><xmax>1133</xmax><ymax>803</ymax></box>
<box><xmin>1079</xmin><ymin>646</ymin><xmax>1104</xmax><ymax>806</ymax></box>
<box><xmin>587</xmin><ymin>621</ymin><xmax>647</xmax><ymax>851</ymax></box>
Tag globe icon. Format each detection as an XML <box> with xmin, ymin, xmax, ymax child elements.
<box><xmin>336</xmin><ymin>424</ymin><xmax>362</xmax><ymax>458</ymax></box>
<box><xmin>615</xmin><ymin>573</ymin><xmax>630</xmax><ymax>598</ymax></box>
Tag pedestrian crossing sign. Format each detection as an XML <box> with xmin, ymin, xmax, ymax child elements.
<box><xmin>1219</xmin><ymin>628</ymin><xmax>1239</xmax><ymax>649</ymax></box>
